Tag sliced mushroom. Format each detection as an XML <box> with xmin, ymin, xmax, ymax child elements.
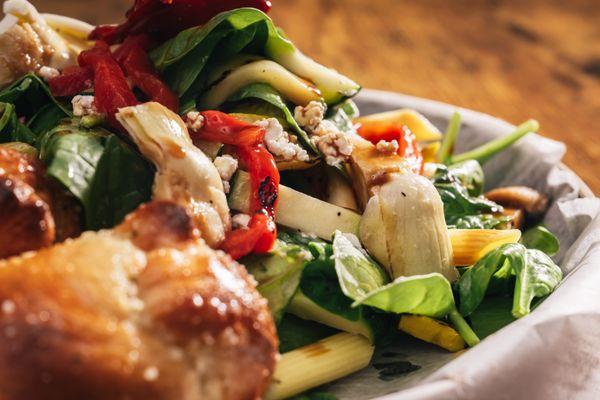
<box><xmin>485</xmin><ymin>186</ymin><xmax>549</xmax><ymax>217</ymax></box>
<box><xmin>501</xmin><ymin>208</ymin><xmax>524</xmax><ymax>230</ymax></box>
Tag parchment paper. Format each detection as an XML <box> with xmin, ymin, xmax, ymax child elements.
<box><xmin>322</xmin><ymin>90</ymin><xmax>600</xmax><ymax>400</ymax></box>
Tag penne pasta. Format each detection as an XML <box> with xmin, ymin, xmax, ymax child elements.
<box><xmin>354</xmin><ymin>109</ymin><xmax>443</xmax><ymax>142</ymax></box>
<box><xmin>266</xmin><ymin>333</ymin><xmax>374</xmax><ymax>400</ymax></box>
<box><xmin>449</xmin><ymin>228</ymin><xmax>522</xmax><ymax>266</ymax></box>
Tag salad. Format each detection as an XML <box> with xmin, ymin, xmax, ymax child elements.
<box><xmin>0</xmin><ymin>0</ymin><xmax>563</xmax><ymax>399</ymax></box>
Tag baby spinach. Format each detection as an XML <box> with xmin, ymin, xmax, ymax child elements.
<box><xmin>468</xmin><ymin>295</ymin><xmax>516</xmax><ymax>338</ymax></box>
<box><xmin>39</xmin><ymin>122</ymin><xmax>154</xmax><ymax>230</ymax></box>
<box><xmin>520</xmin><ymin>225</ymin><xmax>560</xmax><ymax>256</ymax></box>
<box><xmin>0</xmin><ymin>102</ymin><xmax>37</xmax><ymax>145</ymax></box>
<box><xmin>225</xmin><ymin>83</ymin><xmax>314</xmax><ymax>150</ymax></box>
<box><xmin>332</xmin><ymin>231</ymin><xmax>390</xmax><ymax>302</ymax></box>
<box><xmin>448</xmin><ymin>160</ymin><xmax>485</xmax><ymax>196</ymax></box>
<box><xmin>277</xmin><ymin>313</ymin><xmax>338</xmax><ymax>353</ymax></box>
<box><xmin>244</xmin><ymin>240</ymin><xmax>311</xmax><ymax>323</ymax></box>
<box><xmin>432</xmin><ymin>163</ymin><xmax>505</xmax><ymax>229</ymax></box>
<box><xmin>457</xmin><ymin>243</ymin><xmax>562</xmax><ymax>318</ymax></box>
<box><xmin>0</xmin><ymin>74</ymin><xmax>69</xmax><ymax>136</ymax></box>
<box><xmin>326</xmin><ymin>99</ymin><xmax>359</xmax><ymax>135</ymax></box>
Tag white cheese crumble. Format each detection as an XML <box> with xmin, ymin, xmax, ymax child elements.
<box><xmin>232</xmin><ymin>213</ymin><xmax>251</xmax><ymax>229</ymax></box>
<box><xmin>213</xmin><ymin>154</ymin><xmax>238</xmax><ymax>194</ymax></box>
<box><xmin>294</xmin><ymin>100</ymin><xmax>326</xmax><ymax>130</ymax></box>
<box><xmin>185</xmin><ymin>110</ymin><xmax>205</xmax><ymax>131</ymax></box>
<box><xmin>376</xmin><ymin>139</ymin><xmax>399</xmax><ymax>154</ymax></box>
<box><xmin>311</xmin><ymin>120</ymin><xmax>353</xmax><ymax>166</ymax></box>
<box><xmin>256</xmin><ymin>118</ymin><xmax>309</xmax><ymax>162</ymax></box>
<box><xmin>36</xmin><ymin>65</ymin><xmax>59</xmax><ymax>80</ymax></box>
<box><xmin>71</xmin><ymin>95</ymin><xmax>99</xmax><ymax>117</ymax></box>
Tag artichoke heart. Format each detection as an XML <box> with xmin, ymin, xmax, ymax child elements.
<box><xmin>116</xmin><ymin>102</ymin><xmax>231</xmax><ymax>247</ymax></box>
<box><xmin>359</xmin><ymin>172</ymin><xmax>457</xmax><ymax>281</ymax></box>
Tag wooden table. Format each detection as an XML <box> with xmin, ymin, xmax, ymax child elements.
<box><xmin>36</xmin><ymin>0</ymin><xmax>600</xmax><ymax>194</ymax></box>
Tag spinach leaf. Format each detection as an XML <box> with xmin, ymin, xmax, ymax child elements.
<box><xmin>277</xmin><ymin>313</ymin><xmax>338</xmax><ymax>353</ymax></box>
<box><xmin>243</xmin><ymin>240</ymin><xmax>311</xmax><ymax>323</ymax></box>
<box><xmin>0</xmin><ymin>102</ymin><xmax>37</xmax><ymax>144</ymax></box>
<box><xmin>512</xmin><ymin>249</ymin><xmax>562</xmax><ymax>317</ymax></box>
<box><xmin>469</xmin><ymin>296</ymin><xmax>516</xmax><ymax>339</ymax></box>
<box><xmin>325</xmin><ymin>99</ymin><xmax>359</xmax><ymax>135</ymax></box>
<box><xmin>39</xmin><ymin>122</ymin><xmax>154</xmax><ymax>230</ymax></box>
<box><xmin>332</xmin><ymin>231</ymin><xmax>389</xmax><ymax>301</ymax></box>
<box><xmin>225</xmin><ymin>83</ymin><xmax>314</xmax><ymax>150</ymax></box>
<box><xmin>150</xmin><ymin>8</ymin><xmax>292</xmax><ymax>99</ymax></box>
<box><xmin>447</xmin><ymin>160</ymin><xmax>484</xmax><ymax>196</ymax></box>
<box><xmin>85</xmin><ymin>135</ymin><xmax>154</xmax><ymax>230</ymax></box>
<box><xmin>0</xmin><ymin>74</ymin><xmax>69</xmax><ymax>135</ymax></box>
<box><xmin>432</xmin><ymin>163</ymin><xmax>505</xmax><ymax>229</ymax></box>
<box><xmin>520</xmin><ymin>225</ymin><xmax>560</xmax><ymax>256</ymax></box>
<box><xmin>353</xmin><ymin>273</ymin><xmax>456</xmax><ymax>318</ymax></box>
<box><xmin>457</xmin><ymin>243</ymin><xmax>562</xmax><ymax>318</ymax></box>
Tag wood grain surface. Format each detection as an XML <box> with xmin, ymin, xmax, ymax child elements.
<box><xmin>33</xmin><ymin>0</ymin><xmax>600</xmax><ymax>194</ymax></box>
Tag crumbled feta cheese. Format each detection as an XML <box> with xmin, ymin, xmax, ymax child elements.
<box><xmin>376</xmin><ymin>139</ymin><xmax>399</xmax><ymax>154</ymax></box>
<box><xmin>311</xmin><ymin>120</ymin><xmax>353</xmax><ymax>166</ymax></box>
<box><xmin>71</xmin><ymin>95</ymin><xmax>99</xmax><ymax>117</ymax></box>
<box><xmin>256</xmin><ymin>118</ymin><xmax>310</xmax><ymax>162</ymax></box>
<box><xmin>213</xmin><ymin>154</ymin><xmax>238</xmax><ymax>194</ymax></box>
<box><xmin>36</xmin><ymin>66</ymin><xmax>59</xmax><ymax>81</ymax></box>
<box><xmin>294</xmin><ymin>101</ymin><xmax>326</xmax><ymax>130</ymax></box>
<box><xmin>232</xmin><ymin>213</ymin><xmax>252</xmax><ymax>229</ymax></box>
<box><xmin>185</xmin><ymin>110</ymin><xmax>205</xmax><ymax>131</ymax></box>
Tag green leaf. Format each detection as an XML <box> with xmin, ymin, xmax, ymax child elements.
<box><xmin>325</xmin><ymin>99</ymin><xmax>359</xmax><ymax>135</ymax></box>
<box><xmin>0</xmin><ymin>102</ymin><xmax>37</xmax><ymax>145</ymax></box>
<box><xmin>244</xmin><ymin>240</ymin><xmax>311</xmax><ymax>323</ymax></box>
<box><xmin>520</xmin><ymin>225</ymin><xmax>560</xmax><ymax>256</ymax></box>
<box><xmin>512</xmin><ymin>249</ymin><xmax>562</xmax><ymax>317</ymax></box>
<box><xmin>353</xmin><ymin>273</ymin><xmax>455</xmax><ymax>318</ymax></box>
<box><xmin>457</xmin><ymin>243</ymin><xmax>562</xmax><ymax>318</ymax></box>
<box><xmin>85</xmin><ymin>135</ymin><xmax>154</xmax><ymax>230</ymax></box>
<box><xmin>39</xmin><ymin>122</ymin><xmax>154</xmax><ymax>230</ymax></box>
<box><xmin>469</xmin><ymin>296</ymin><xmax>516</xmax><ymax>339</ymax></box>
<box><xmin>277</xmin><ymin>313</ymin><xmax>338</xmax><ymax>353</ymax></box>
<box><xmin>448</xmin><ymin>160</ymin><xmax>485</xmax><ymax>196</ymax></box>
<box><xmin>332</xmin><ymin>231</ymin><xmax>389</xmax><ymax>301</ymax></box>
<box><xmin>432</xmin><ymin>163</ymin><xmax>504</xmax><ymax>228</ymax></box>
<box><xmin>446</xmin><ymin>214</ymin><xmax>512</xmax><ymax>230</ymax></box>
<box><xmin>225</xmin><ymin>83</ymin><xmax>315</xmax><ymax>151</ymax></box>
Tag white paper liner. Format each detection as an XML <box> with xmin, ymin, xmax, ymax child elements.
<box><xmin>321</xmin><ymin>90</ymin><xmax>600</xmax><ymax>399</ymax></box>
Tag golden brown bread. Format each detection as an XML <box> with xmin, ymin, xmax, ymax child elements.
<box><xmin>0</xmin><ymin>201</ymin><xmax>278</xmax><ymax>400</ymax></box>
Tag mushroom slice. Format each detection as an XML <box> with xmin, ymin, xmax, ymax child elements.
<box><xmin>485</xmin><ymin>186</ymin><xmax>549</xmax><ymax>217</ymax></box>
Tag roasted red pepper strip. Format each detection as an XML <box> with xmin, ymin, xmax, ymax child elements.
<box><xmin>90</xmin><ymin>0</ymin><xmax>273</xmax><ymax>44</ymax></box>
<box><xmin>187</xmin><ymin>111</ymin><xmax>279</xmax><ymax>258</ymax></box>
<box><xmin>48</xmin><ymin>65</ymin><xmax>93</xmax><ymax>97</ymax></box>
<box><xmin>188</xmin><ymin>111</ymin><xmax>265</xmax><ymax>147</ymax></box>
<box><xmin>357</xmin><ymin>122</ymin><xmax>424</xmax><ymax>174</ymax></box>
<box><xmin>78</xmin><ymin>42</ymin><xmax>138</xmax><ymax>128</ymax></box>
<box><xmin>220</xmin><ymin>213</ymin><xmax>271</xmax><ymax>260</ymax></box>
<box><xmin>114</xmin><ymin>35</ymin><xmax>179</xmax><ymax>111</ymax></box>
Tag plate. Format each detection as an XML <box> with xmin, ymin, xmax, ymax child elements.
<box><xmin>319</xmin><ymin>90</ymin><xmax>600</xmax><ymax>400</ymax></box>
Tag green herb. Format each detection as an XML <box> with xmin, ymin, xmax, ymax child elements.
<box><xmin>225</xmin><ymin>83</ymin><xmax>315</xmax><ymax>151</ymax></box>
<box><xmin>457</xmin><ymin>243</ymin><xmax>562</xmax><ymax>318</ymax></box>
<box><xmin>438</xmin><ymin>111</ymin><xmax>461</xmax><ymax>164</ymax></box>
<box><xmin>325</xmin><ymin>99</ymin><xmax>359</xmax><ymax>135</ymax></box>
<box><xmin>0</xmin><ymin>102</ymin><xmax>37</xmax><ymax>144</ymax></box>
<box><xmin>448</xmin><ymin>160</ymin><xmax>485</xmax><ymax>196</ymax></box>
<box><xmin>277</xmin><ymin>314</ymin><xmax>338</xmax><ymax>353</ymax></box>
<box><xmin>520</xmin><ymin>225</ymin><xmax>560</xmax><ymax>256</ymax></box>
<box><xmin>446</xmin><ymin>214</ymin><xmax>512</xmax><ymax>230</ymax></box>
<box><xmin>449</xmin><ymin>119</ymin><xmax>539</xmax><ymax>165</ymax></box>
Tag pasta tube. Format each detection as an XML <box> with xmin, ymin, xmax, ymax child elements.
<box><xmin>449</xmin><ymin>228</ymin><xmax>521</xmax><ymax>266</ymax></box>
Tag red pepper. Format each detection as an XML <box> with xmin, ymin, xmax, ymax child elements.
<box><xmin>114</xmin><ymin>35</ymin><xmax>179</xmax><ymax>111</ymax></box>
<box><xmin>188</xmin><ymin>111</ymin><xmax>265</xmax><ymax>147</ymax></box>
<box><xmin>357</xmin><ymin>122</ymin><xmax>424</xmax><ymax>174</ymax></box>
<box><xmin>48</xmin><ymin>66</ymin><xmax>93</xmax><ymax>97</ymax></box>
<box><xmin>189</xmin><ymin>111</ymin><xmax>279</xmax><ymax>258</ymax></box>
<box><xmin>220</xmin><ymin>213</ymin><xmax>272</xmax><ymax>260</ymax></box>
<box><xmin>78</xmin><ymin>42</ymin><xmax>138</xmax><ymax>128</ymax></box>
<box><xmin>90</xmin><ymin>0</ymin><xmax>273</xmax><ymax>44</ymax></box>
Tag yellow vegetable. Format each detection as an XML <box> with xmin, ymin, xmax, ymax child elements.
<box><xmin>354</xmin><ymin>109</ymin><xmax>443</xmax><ymax>142</ymax></box>
<box><xmin>449</xmin><ymin>228</ymin><xmax>521</xmax><ymax>266</ymax></box>
<box><xmin>399</xmin><ymin>315</ymin><xmax>466</xmax><ymax>352</ymax></box>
